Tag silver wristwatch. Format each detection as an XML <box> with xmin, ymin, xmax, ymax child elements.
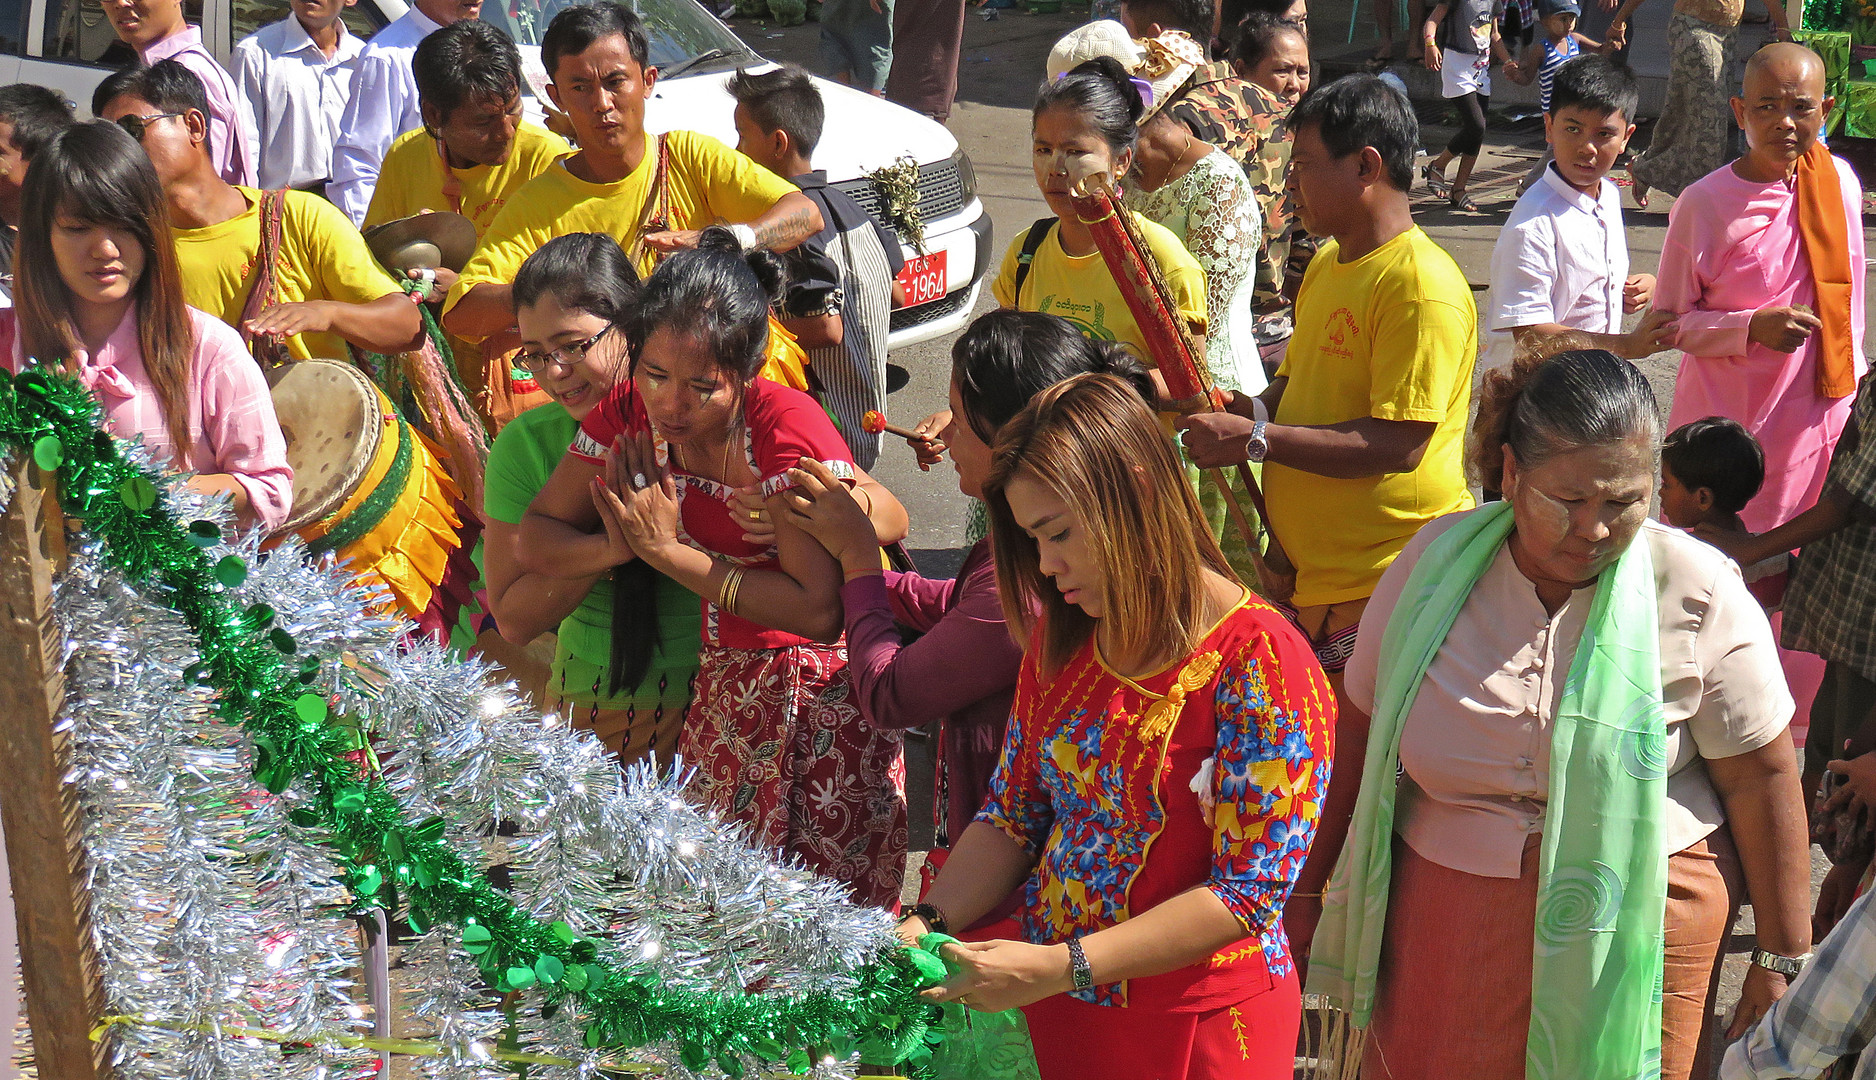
<box><xmin>1066</xmin><ymin>937</ymin><xmax>1093</xmax><ymax>991</ymax></box>
<box><xmin>1246</xmin><ymin>419</ymin><xmax>1271</xmax><ymax>464</ymax></box>
<box><xmin>1750</xmin><ymin>948</ymin><xmax>1812</xmax><ymax>977</ymax></box>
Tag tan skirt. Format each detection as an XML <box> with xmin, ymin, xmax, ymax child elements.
<box><xmin>1363</xmin><ymin>829</ymin><xmax>1742</xmax><ymax>1080</ymax></box>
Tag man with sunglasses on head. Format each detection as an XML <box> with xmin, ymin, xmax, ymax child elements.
<box><xmin>95</xmin><ymin>60</ymin><xmax>423</xmax><ymax>363</ymax></box>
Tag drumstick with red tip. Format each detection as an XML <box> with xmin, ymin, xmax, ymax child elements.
<box><xmin>862</xmin><ymin>410</ymin><xmax>928</xmax><ymax>443</ymax></box>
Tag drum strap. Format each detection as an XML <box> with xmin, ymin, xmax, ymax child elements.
<box><xmin>625</xmin><ymin>133</ymin><xmax>671</xmax><ymax>269</ymax></box>
<box><xmin>239</xmin><ymin>188</ymin><xmax>292</xmax><ymax>369</ymax></box>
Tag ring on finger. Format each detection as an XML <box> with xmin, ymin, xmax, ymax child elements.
<box><xmin>632</xmin><ymin>472</ymin><xmax>649</xmax><ymax>490</ymax></box>
<box><xmin>748</xmin><ymin>508</ymin><xmax>765</xmax><ymax>522</ymax></box>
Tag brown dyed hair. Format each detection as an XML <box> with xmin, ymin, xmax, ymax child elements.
<box><xmin>985</xmin><ymin>373</ymin><xmax>1231</xmax><ymax>675</ymax></box>
<box><xmin>15</xmin><ymin>120</ymin><xmax>197</xmax><ymax>455</ymax></box>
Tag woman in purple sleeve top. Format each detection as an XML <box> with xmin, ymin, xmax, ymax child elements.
<box><xmin>779</xmin><ymin>310</ymin><xmax>1159</xmax><ymax>847</ymax></box>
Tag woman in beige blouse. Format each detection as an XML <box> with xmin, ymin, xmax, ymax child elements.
<box><xmin>1330</xmin><ymin>349</ymin><xmax>1811</xmax><ymax>1080</ymax></box>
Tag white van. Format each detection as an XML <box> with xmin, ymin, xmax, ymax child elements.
<box><xmin>11</xmin><ymin>0</ymin><xmax>992</xmax><ymax>347</ymax></box>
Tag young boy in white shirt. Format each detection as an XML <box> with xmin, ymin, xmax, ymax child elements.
<box><xmin>1487</xmin><ymin>55</ymin><xmax>1676</xmax><ymax>367</ymax></box>
<box><xmin>233</xmin><ymin>0</ymin><xmax>364</xmax><ymax>192</ymax></box>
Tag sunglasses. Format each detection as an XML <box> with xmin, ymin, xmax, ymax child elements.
<box><xmin>114</xmin><ymin>112</ymin><xmax>182</xmax><ymax>141</ymax></box>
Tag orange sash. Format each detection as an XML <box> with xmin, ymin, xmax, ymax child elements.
<box><xmin>1796</xmin><ymin>142</ymin><xmax>1857</xmax><ymax>399</ymax></box>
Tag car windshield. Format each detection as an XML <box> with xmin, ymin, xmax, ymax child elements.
<box><xmin>484</xmin><ymin>0</ymin><xmax>753</xmax><ymax>71</ymax></box>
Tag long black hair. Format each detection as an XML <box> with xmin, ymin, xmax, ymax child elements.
<box><xmin>512</xmin><ymin>233</ymin><xmax>656</xmax><ymax>697</ymax></box>
<box><xmin>951</xmin><ymin>310</ymin><xmax>1156</xmax><ymax>443</ymax></box>
<box><xmin>1033</xmin><ymin>56</ymin><xmax>1146</xmax><ymax>158</ymax></box>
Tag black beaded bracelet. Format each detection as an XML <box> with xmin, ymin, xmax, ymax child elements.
<box><xmin>901</xmin><ymin>901</ymin><xmax>949</xmax><ymax>936</ymax></box>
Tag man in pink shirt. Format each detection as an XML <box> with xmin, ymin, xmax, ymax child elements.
<box><xmin>1655</xmin><ymin>42</ymin><xmax>1867</xmax><ymax>720</ymax></box>
<box><xmin>104</xmin><ymin>0</ymin><xmax>258</xmax><ymax>185</ymax></box>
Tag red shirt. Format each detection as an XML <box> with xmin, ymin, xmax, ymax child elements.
<box><xmin>572</xmin><ymin>377</ymin><xmax>855</xmax><ymax>649</ymax></box>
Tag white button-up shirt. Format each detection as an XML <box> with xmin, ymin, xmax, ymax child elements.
<box><xmin>327</xmin><ymin>4</ymin><xmax>442</xmax><ymax>225</ymax></box>
<box><xmin>233</xmin><ymin>16</ymin><xmax>365</xmax><ymax>190</ymax></box>
<box><xmin>1485</xmin><ymin>163</ymin><xmax>1629</xmax><ymax>369</ymax></box>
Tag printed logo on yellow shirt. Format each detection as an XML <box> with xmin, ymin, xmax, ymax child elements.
<box><xmin>1319</xmin><ymin>307</ymin><xmax>1361</xmax><ymax>360</ymax></box>
<box><xmin>1035</xmin><ymin>294</ymin><xmax>1117</xmax><ymax>342</ymax></box>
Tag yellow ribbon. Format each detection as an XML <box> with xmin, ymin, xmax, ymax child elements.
<box><xmin>88</xmin><ymin>1014</ymin><xmax>912</xmax><ymax>1079</ymax></box>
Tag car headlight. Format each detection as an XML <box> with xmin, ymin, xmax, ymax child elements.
<box><xmin>951</xmin><ymin>149</ymin><xmax>978</xmax><ymax>203</ymax></box>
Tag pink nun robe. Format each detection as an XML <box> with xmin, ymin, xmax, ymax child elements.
<box><xmin>1655</xmin><ymin>153</ymin><xmax>1868</xmax><ymax>728</ymax></box>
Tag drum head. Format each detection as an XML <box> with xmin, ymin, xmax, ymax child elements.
<box><xmin>266</xmin><ymin>359</ymin><xmax>385</xmax><ymax>533</ymax></box>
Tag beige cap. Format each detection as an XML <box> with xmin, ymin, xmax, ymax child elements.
<box><xmin>1046</xmin><ymin>20</ymin><xmax>1146</xmax><ymax>80</ymax></box>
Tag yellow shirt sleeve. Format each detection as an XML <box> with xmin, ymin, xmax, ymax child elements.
<box><xmin>286</xmin><ymin>191</ymin><xmax>404</xmax><ymax>306</ymax></box>
<box><xmin>1367</xmin><ymin>290</ymin><xmax>1478</xmax><ymax>423</ymax></box>
<box><xmin>1132</xmin><ymin>214</ymin><xmax>1209</xmax><ymax>336</ymax></box>
<box><xmin>667</xmin><ymin>129</ymin><xmax>801</xmax><ymax>227</ymax></box>
<box><xmin>361</xmin><ymin>129</ymin><xmax>429</xmax><ymax>230</ymax></box>
<box><xmin>991</xmin><ymin>227</ymin><xmax>1029</xmax><ymax>309</ymax></box>
<box><xmin>443</xmin><ymin>174</ymin><xmax>566</xmax><ymax>332</ymax></box>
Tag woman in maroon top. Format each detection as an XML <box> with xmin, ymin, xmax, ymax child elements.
<box><xmin>517</xmin><ymin>228</ymin><xmax>909</xmax><ymax>907</ymax></box>
<box><xmin>779</xmin><ymin>310</ymin><xmax>1159</xmax><ymax>852</ymax></box>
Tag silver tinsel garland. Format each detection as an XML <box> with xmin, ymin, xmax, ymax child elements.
<box><xmin>6</xmin><ymin>458</ymin><xmax>903</xmax><ymax>1079</ymax></box>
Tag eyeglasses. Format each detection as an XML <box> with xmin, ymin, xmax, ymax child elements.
<box><xmin>114</xmin><ymin>112</ymin><xmax>182</xmax><ymax>141</ymax></box>
<box><xmin>516</xmin><ymin>325</ymin><xmax>615</xmax><ymax>374</ymax></box>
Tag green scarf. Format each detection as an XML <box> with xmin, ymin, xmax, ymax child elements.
<box><xmin>1306</xmin><ymin>501</ymin><xmax>1668</xmax><ymax>1080</ymax></box>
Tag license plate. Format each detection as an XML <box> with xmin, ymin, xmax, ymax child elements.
<box><xmin>897</xmin><ymin>251</ymin><xmax>947</xmax><ymax>306</ymax></box>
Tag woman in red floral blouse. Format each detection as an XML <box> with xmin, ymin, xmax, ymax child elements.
<box><xmin>901</xmin><ymin>373</ymin><xmax>1335</xmax><ymax>1079</ymax></box>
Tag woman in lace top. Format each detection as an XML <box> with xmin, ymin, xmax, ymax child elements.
<box><xmin>1124</xmin><ymin>111</ymin><xmax>1267</xmax><ymax>396</ymax></box>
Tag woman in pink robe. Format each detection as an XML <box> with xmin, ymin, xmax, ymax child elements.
<box><xmin>1654</xmin><ymin>150</ymin><xmax>1867</xmax><ymax>727</ymax></box>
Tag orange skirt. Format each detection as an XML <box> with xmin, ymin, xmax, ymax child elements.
<box><xmin>1364</xmin><ymin>830</ymin><xmax>1740</xmax><ymax>1080</ymax></box>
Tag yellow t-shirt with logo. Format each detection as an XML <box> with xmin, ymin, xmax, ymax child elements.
<box><xmin>173</xmin><ymin>187</ymin><xmax>406</xmax><ymax>362</ymax></box>
<box><xmin>990</xmin><ymin>213</ymin><xmax>1208</xmax><ymax>366</ymax></box>
<box><xmin>1267</xmin><ymin>226</ymin><xmax>1478</xmax><ymax>609</ymax></box>
<box><xmin>443</xmin><ymin>129</ymin><xmax>802</xmax><ymax>339</ymax></box>
<box><xmin>363</xmin><ymin>122</ymin><xmax>573</xmax><ymax>233</ymax></box>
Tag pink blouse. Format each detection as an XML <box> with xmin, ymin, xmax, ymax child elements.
<box><xmin>2</xmin><ymin>305</ymin><xmax>293</xmax><ymax>532</ymax></box>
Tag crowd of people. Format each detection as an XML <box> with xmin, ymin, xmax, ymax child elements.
<box><xmin>13</xmin><ymin>0</ymin><xmax>1876</xmax><ymax>1074</ymax></box>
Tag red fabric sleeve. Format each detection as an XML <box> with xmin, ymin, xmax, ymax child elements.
<box><xmin>747</xmin><ymin>379</ymin><xmax>856</xmax><ymax>497</ymax></box>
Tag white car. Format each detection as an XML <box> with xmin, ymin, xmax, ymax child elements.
<box><xmin>9</xmin><ymin>0</ymin><xmax>992</xmax><ymax>347</ymax></box>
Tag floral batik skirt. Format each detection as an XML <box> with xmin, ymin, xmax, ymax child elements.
<box><xmin>680</xmin><ymin>641</ymin><xmax>909</xmax><ymax>907</ymax></box>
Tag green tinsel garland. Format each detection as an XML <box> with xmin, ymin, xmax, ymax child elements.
<box><xmin>0</xmin><ymin>363</ymin><xmax>953</xmax><ymax>1075</ymax></box>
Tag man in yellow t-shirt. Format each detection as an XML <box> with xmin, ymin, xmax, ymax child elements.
<box><xmin>363</xmin><ymin>20</ymin><xmax>571</xmax><ymax>237</ymax></box>
<box><xmin>1178</xmin><ymin>75</ymin><xmax>1476</xmax><ymax>931</ymax></box>
<box><xmin>96</xmin><ymin>61</ymin><xmax>421</xmax><ymax>362</ymax></box>
<box><xmin>365</xmin><ymin>19</ymin><xmax>571</xmax><ymax>426</ymax></box>
<box><xmin>990</xmin><ymin>212</ymin><xmax>1208</xmax><ymax>367</ymax></box>
<box><xmin>442</xmin><ymin>3</ymin><xmax>822</xmax><ymax>347</ymax></box>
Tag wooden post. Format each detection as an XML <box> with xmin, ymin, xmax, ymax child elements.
<box><xmin>0</xmin><ymin>457</ymin><xmax>107</xmax><ymax>1080</ymax></box>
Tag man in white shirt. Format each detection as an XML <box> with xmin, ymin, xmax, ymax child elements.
<box><xmin>328</xmin><ymin>0</ymin><xmax>483</xmax><ymax>224</ymax></box>
<box><xmin>1487</xmin><ymin>55</ymin><xmax>1672</xmax><ymax>366</ymax></box>
<box><xmin>233</xmin><ymin>0</ymin><xmax>365</xmax><ymax>191</ymax></box>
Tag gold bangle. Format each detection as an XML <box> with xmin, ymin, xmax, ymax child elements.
<box><xmin>727</xmin><ymin>567</ymin><xmax>747</xmax><ymax>614</ymax></box>
<box><xmin>717</xmin><ymin>565</ymin><xmax>746</xmax><ymax>614</ymax></box>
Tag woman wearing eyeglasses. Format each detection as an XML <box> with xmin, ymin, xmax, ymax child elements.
<box><xmin>519</xmin><ymin>227</ymin><xmax>912</xmax><ymax>904</ymax></box>
<box><xmin>488</xmin><ymin>232</ymin><xmax>905</xmax><ymax>772</ymax></box>
<box><xmin>481</xmin><ymin>233</ymin><xmax>701</xmax><ymax>765</ymax></box>
<box><xmin>1</xmin><ymin>119</ymin><xmax>292</xmax><ymax>531</ymax></box>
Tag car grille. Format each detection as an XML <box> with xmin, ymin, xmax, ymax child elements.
<box><xmin>835</xmin><ymin>158</ymin><xmax>967</xmax><ymax>226</ymax></box>
<box><xmin>889</xmin><ymin>286</ymin><xmax>974</xmax><ymax>334</ymax></box>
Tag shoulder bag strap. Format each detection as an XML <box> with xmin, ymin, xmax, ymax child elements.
<box><xmin>1011</xmin><ymin>216</ymin><xmax>1058</xmax><ymax>306</ymax></box>
<box><xmin>625</xmin><ymin>133</ymin><xmax>672</xmax><ymax>269</ymax></box>
<box><xmin>238</xmin><ymin>188</ymin><xmax>292</xmax><ymax>369</ymax></box>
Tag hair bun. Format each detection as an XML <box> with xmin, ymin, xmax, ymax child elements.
<box><xmin>1069</xmin><ymin>56</ymin><xmax>1145</xmax><ymax>122</ymax></box>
